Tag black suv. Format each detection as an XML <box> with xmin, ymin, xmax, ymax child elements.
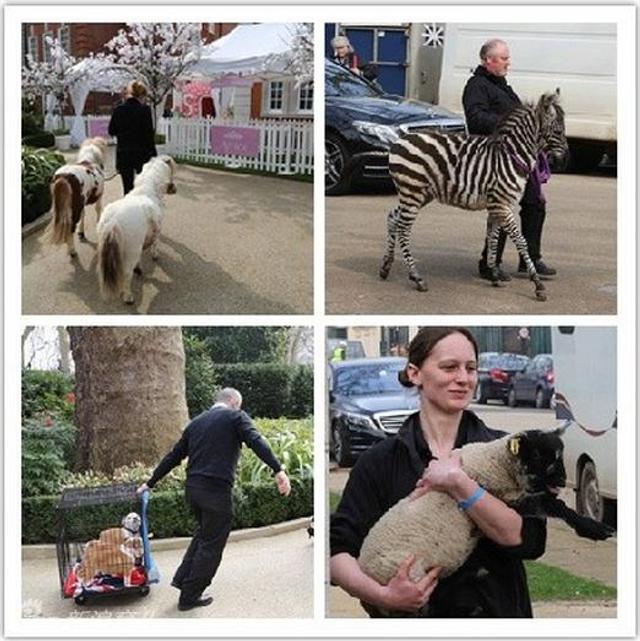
<box><xmin>328</xmin><ymin>357</ymin><xmax>419</xmax><ymax>467</ymax></box>
<box><xmin>325</xmin><ymin>59</ymin><xmax>466</xmax><ymax>195</ymax></box>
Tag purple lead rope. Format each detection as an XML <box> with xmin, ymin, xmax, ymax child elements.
<box><xmin>510</xmin><ymin>152</ymin><xmax>551</xmax><ymax>203</ymax></box>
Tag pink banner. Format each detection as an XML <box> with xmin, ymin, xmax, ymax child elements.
<box><xmin>87</xmin><ymin>118</ymin><xmax>110</xmax><ymax>138</ymax></box>
<box><xmin>211</xmin><ymin>126</ymin><xmax>260</xmax><ymax>158</ymax></box>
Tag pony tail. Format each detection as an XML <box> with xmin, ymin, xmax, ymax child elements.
<box><xmin>47</xmin><ymin>178</ymin><xmax>73</xmax><ymax>244</ymax></box>
<box><xmin>98</xmin><ymin>225</ymin><xmax>124</xmax><ymax>298</ymax></box>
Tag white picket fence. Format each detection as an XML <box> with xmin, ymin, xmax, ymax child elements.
<box><xmin>159</xmin><ymin>117</ymin><xmax>314</xmax><ymax>176</ymax></box>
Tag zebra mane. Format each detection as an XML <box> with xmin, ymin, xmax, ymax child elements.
<box><xmin>491</xmin><ymin>93</ymin><xmax>564</xmax><ymax>142</ymax></box>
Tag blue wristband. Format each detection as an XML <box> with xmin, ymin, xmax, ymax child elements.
<box><xmin>457</xmin><ymin>485</ymin><xmax>486</xmax><ymax>511</ymax></box>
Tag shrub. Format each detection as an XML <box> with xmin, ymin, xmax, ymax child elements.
<box><xmin>287</xmin><ymin>365</ymin><xmax>313</xmax><ymax>418</ymax></box>
<box><xmin>22</xmin><ymin>477</ymin><xmax>313</xmax><ymax>544</ymax></box>
<box><xmin>21</xmin><ymin>147</ymin><xmax>65</xmax><ymax>225</ymax></box>
<box><xmin>21</xmin><ymin>132</ymin><xmax>55</xmax><ymax>148</ymax></box>
<box><xmin>22</xmin><ymin>101</ymin><xmax>44</xmax><ymax>136</ymax></box>
<box><xmin>183</xmin><ymin>334</ymin><xmax>217</xmax><ymax>418</ymax></box>
<box><xmin>215</xmin><ymin>363</ymin><xmax>292</xmax><ymax>418</ymax></box>
<box><xmin>154</xmin><ymin>133</ymin><xmax>166</xmax><ymax>145</ymax></box>
<box><xmin>22</xmin><ymin>369</ymin><xmax>75</xmax><ymax>421</ymax></box>
<box><xmin>22</xmin><ymin>416</ymin><xmax>78</xmax><ymax>497</ymax></box>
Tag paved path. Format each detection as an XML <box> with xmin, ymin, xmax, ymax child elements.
<box><xmin>22</xmin><ymin>527</ymin><xmax>313</xmax><ymax>618</ymax></box>
<box><xmin>22</xmin><ymin>147</ymin><xmax>313</xmax><ymax>315</ymax></box>
<box><xmin>326</xmin><ymin>173</ymin><xmax>616</xmax><ymax>314</ymax></box>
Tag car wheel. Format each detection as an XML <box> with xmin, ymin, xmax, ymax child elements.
<box><xmin>507</xmin><ymin>387</ymin><xmax>517</xmax><ymax>408</ymax></box>
<box><xmin>476</xmin><ymin>383</ymin><xmax>488</xmax><ymax>404</ymax></box>
<box><xmin>332</xmin><ymin>422</ymin><xmax>353</xmax><ymax>467</ymax></box>
<box><xmin>325</xmin><ymin>133</ymin><xmax>351</xmax><ymax>196</ymax></box>
<box><xmin>577</xmin><ymin>461</ymin><xmax>604</xmax><ymax>522</ymax></box>
<box><xmin>534</xmin><ymin>388</ymin><xmax>547</xmax><ymax>409</ymax></box>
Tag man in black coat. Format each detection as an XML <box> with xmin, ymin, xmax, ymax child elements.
<box><xmin>137</xmin><ymin>387</ymin><xmax>291</xmax><ymax>611</ymax></box>
<box><xmin>108</xmin><ymin>80</ymin><xmax>157</xmax><ymax>195</ymax></box>
<box><xmin>462</xmin><ymin>39</ymin><xmax>556</xmax><ymax>280</ymax></box>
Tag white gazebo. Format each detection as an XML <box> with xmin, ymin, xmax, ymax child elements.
<box><xmin>66</xmin><ymin>58</ymin><xmax>131</xmax><ymax>146</ymax></box>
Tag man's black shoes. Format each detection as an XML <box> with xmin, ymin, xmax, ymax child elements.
<box><xmin>478</xmin><ymin>261</ymin><xmax>512</xmax><ymax>282</ymax></box>
<box><xmin>178</xmin><ymin>595</ymin><xmax>213</xmax><ymax>611</ymax></box>
<box><xmin>518</xmin><ymin>259</ymin><xmax>557</xmax><ymax>278</ymax></box>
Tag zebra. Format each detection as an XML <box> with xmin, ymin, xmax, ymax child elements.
<box><xmin>379</xmin><ymin>90</ymin><xmax>568</xmax><ymax>302</ymax></box>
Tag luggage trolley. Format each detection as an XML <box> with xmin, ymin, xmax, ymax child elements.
<box><xmin>56</xmin><ymin>483</ymin><xmax>159</xmax><ymax>605</ymax></box>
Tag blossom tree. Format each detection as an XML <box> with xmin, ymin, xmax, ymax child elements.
<box><xmin>102</xmin><ymin>22</ymin><xmax>205</xmax><ymax>129</ymax></box>
<box><xmin>22</xmin><ymin>36</ymin><xmax>79</xmax><ymax>132</ymax></box>
<box><xmin>284</xmin><ymin>23</ymin><xmax>314</xmax><ymax>86</ymax></box>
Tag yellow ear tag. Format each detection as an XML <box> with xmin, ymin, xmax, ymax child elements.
<box><xmin>509</xmin><ymin>438</ymin><xmax>520</xmax><ymax>456</ymax></box>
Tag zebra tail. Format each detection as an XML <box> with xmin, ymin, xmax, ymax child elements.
<box><xmin>98</xmin><ymin>225</ymin><xmax>124</xmax><ymax>298</ymax></box>
<box><xmin>47</xmin><ymin>178</ymin><xmax>73</xmax><ymax>244</ymax></box>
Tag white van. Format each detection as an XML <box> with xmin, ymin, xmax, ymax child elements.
<box><xmin>551</xmin><ymin>326</ymin><xmax>616</xmax><ymax>525</ymax></box>
<box><xmin>437</xmin><ymin>23</ymin><xmax>617</xmax><ymax>171</ymax></box>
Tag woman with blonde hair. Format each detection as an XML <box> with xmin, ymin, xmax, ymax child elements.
<box><xmin>108</xmin><ymin>80</ymin><xmax>157</xmax><ymax>194</ymax></box>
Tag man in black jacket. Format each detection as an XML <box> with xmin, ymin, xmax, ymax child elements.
<box><xmin>462</xmin><ymin>39</ymin><xmax>556</xmax><ymax>281</ymax></box>
<box><xmin>108</xmin><ymin>80</ymin><xmax>157</xmax><ymax>195</ymax></box>
<box><xmin>137</xmin><ymin>387</ymin><xmax>291</xmax><ymax>611</ymax></box>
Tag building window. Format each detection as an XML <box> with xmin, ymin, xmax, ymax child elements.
<box><xmin>268</xmin><ymin>81</ymin><xmax>284</xmax><ymax>113</ymax></box>
<box><xmin>27</xmin><ymin>36</ymin><xmax>38</xmax><ymax>61</ymax></box>
<box><xmin>297</xmin><ymin>81</ymin><xmax>313</xmax><ymax>113</ymax></box>
<box><xmin>58</xmin><ymin>25</ymin><xmax>70</xmax><ymax>54</ymax></box>
<box><xmin>42</xmin><ymin>31</ymin><xmax>53</xmax><ymax>63</ymax></box>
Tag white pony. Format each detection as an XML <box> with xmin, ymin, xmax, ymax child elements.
<box><xmin>47</xmin><ymin>137</ymin><xmax>107</xmax><ymax>256</ymax></box>
<box><xmin>97</xmin><ymin>155</ymin><xmax>177</xmax><ymax>304</ymax></box>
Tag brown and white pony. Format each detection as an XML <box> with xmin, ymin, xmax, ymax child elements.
<box><xmin>97</xmin><ymin>155</ymin><xmax>177</xmax><ymax>305</ymax></box>
<box><xmin>47</xmin><ymin>137</ymin><xmax>107</xmax><ymax>256</ymax></box>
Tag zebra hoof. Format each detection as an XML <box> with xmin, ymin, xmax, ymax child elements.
<box><xmin>379</xmin><ymin>268</ymin><xmax>389</xmax><ymax>280</ymax></box>
<box><xmin>491</xmin><ymin>280</ymin><xmax>506</xmax><ymax>288</ymax></box>
<box><xmin>410</xmin><ymin>278</ymin><xmax>428</xmax><ymax>292</ymax></box>
<box><xmin>535</xmin><ymin>291</ymin><xmax>547</xmax><ymax>302</ymax></box>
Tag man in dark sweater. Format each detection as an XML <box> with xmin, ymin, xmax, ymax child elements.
<box><xmin>137</xmin><ymin>387</ymin><xmax>291</xmax><ymax>611</ymax></box>
<box><xmin>462</xmin><ymin>39</ymin><xmax>556</xmax><ymax>281</ymax></box>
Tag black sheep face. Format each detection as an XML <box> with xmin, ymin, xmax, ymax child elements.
<box><xmin>508</xmin><ymin>428</ymin><xmax>567</xmax><ymax>495</ymax></box>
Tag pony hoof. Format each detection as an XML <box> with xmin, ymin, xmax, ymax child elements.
<box><xmin>124</xmin><ymin>298</ymin><xmax>135</xmax><ymax>305</ymax></box>
<box><xmin>69</xmin><ymin>250</ymin><xmax>78</xmax><ymax>258</ymax></box>
<box><xmin>134</xmin><ymin>266</ymin><xmax>142</xmax><ymax>276</ymax></box>
<box><xmin>152</xmin><ymin>255</ymin><xmax>159</xmax><ymax>262</ymax></box>
<box><xmin>78</xmin><ymin>232</ymin><xmax>86</xmax><ymax>242</ymax></box>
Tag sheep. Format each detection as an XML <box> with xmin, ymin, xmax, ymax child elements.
<box><xmin>358</xmin><ymin>427</ymin><xmax>614</xmax><ymax>587</ymax></box>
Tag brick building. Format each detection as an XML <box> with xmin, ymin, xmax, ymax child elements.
<box><xmin>22</xmin><ymin>22</ymin><xmax>311</xmax><ymax>120</ymax></box>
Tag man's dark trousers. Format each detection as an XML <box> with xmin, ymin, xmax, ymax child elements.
<box><xmin>173</xmin><ymin>481</ymin><xmax>233</xmax><ymax>604</ymax></box>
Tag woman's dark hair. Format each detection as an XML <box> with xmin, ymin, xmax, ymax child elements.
<box><xmin>398</xmin><ymin>327</ymin><xmax>479</xmax><ymax>388</ymax></box>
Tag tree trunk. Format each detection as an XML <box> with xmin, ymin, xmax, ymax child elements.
<box><xmin>57</xmin><ymin>327</ymin><xmax>72</xmax><ymax>374</ymax></box>
<box><xmin>68</xmin><ymin>327</ymin><xmax>188</xmax><ymax>474</ymax></box>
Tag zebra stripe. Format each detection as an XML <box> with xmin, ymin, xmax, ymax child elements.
<box><xmin>379</xmin><ymin>91</ymin><xmax>568</xmax><ymax>301</ymax></box>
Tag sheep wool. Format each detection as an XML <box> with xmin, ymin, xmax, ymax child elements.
<box><xmin>358</xmin><ymin>434</ymin><xmax>523</xmax><ymax>584</ymax></box>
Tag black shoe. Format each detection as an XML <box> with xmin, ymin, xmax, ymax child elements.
<box><xmin>171</xmin><ymin>579</ymin><xmax>182</xmax><ymax>590</ymax></box>
<box><xmin>178</xmin><ymin>595</ymin><xmax>213</xmax><ymax>611</ymax></box>
<box><xmin>519</xmin><ymin>259</ymin><xmax>557</xmax><ymax>278</ymax></box>
<box><xmin>478</xmin><ymin>261</ymin><xmax>511</xmax><ymax>282</ymax></box>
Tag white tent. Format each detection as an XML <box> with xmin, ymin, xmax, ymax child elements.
<box><xmin>66</xmin><ymin>59</ymin><xmax>131</xmax><ymax>145</ymax></box>
<box><xmin>184</xmin><ymin>23</ymin><xmax>297</xmax><ymax>80</ymax></box>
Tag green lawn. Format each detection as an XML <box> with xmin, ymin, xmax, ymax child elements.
<box><xmin>525</xmin><ymin>561</ymin><xmax>616</xmax><ymax>601</ymax></box>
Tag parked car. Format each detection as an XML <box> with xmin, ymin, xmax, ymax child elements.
<box><xmin>507</xmin><ymin>354</ymin><xmax>555</xmax><ymax>408</ymax></box>
<box><xmin>328</xmin><ymin>357</ymin><xmax>419</xmax><ymax>467</ymax></box>
<box><xmin>325</xmin><ymin>59</ymin><xmax>466</xmax><ymax>195</ymax></box>
<box><xmin>474</xmin><ymin>352</ymin><xmax>530</xmax><ymax>405</ymax></box>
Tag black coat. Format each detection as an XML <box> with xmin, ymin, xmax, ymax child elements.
<box><xmin>108</xmin><ymin>97</ymin><xmax>157</xmax><ymax>172</ymax></box>
<box><xmin>330</xmin><ymin>410</ymin><xmax>547</xmax><ymax>618</ymax></box>
<box><xmin>147</xmin><ymin>405</ymin><xmax>283</xmax><ymax>490</ymax></box>
<box><xmin>462</xmin><ymin>65</ymin><xmax>521</xmax><ymax>135</ymax></box>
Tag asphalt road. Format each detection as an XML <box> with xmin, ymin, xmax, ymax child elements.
<box><xmin>325</xmin><ymin>173</ymin><xmax>616</xmax><ymax>314</ymax></box>
<box><xmin>326</xmin><ymin>403</ymin><xmax>617</xmax><ymax>618</ymax></box>
<box><xmin>22</xmin><ymin>147</ymin><xmax>313</xmax><ymax>315</ymax></box>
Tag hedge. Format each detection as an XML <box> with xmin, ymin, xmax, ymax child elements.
<box><xmin>215</xmin><ymin>363</ymin><xmax>313</xmax><ymax>419</ymax></box>
<box><xmin>22</xmin><ymin>477</ymin><xmax>313</xmax><ymax>544</ymax></box>
<box><xmin>22</xmin><ymin>132</ymin><xmax>55</xmax><ymax>148</ymax></box>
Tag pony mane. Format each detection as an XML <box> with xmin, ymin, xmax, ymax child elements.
<box><xmin>131</xmin><ymin>157</ymin><xmax>172</xmax><ymax>197</ymax></box>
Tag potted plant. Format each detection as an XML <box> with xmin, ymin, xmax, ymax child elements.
<box><xmin>53</xmin><ymin>127</ymin><xmax>72</xmax><ymax>151</ymax></box>
<box><xmin>155</xmin><ymin>133</ymin><xmax>167</xmax><ymax>155</ymax></box>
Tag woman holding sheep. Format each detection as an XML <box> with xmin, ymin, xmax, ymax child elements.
<box><xmin>330</xmin><ymin>327</ymin><xmax>547</xmax><ymax>617</ymax></box>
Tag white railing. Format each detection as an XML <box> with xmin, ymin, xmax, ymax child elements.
<box><xmin>159</xmin><ymin>117</ymin><xmax>314</xmax><ymax>176</ymax></box>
